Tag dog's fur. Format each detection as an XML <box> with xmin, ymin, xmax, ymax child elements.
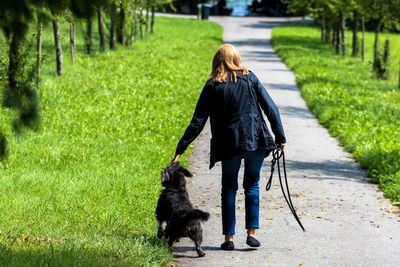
<box><xmin>155</xmin><ymin>162</ymin><xmax>209</xmax><ymax>257</ymax></box>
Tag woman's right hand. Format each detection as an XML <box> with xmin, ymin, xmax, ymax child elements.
<box><xmin>277</xmin><ymin>143</ymin><xmax>286</xmax><ymax>150</ymax></box>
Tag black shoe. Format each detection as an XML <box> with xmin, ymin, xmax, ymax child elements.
<box><xmin>220</xmin><ymin>241</ymin><xmax>235</xmax><ymax>250</ymax></box>
<box><xmin>246</xmin><ymin>236</ymin><xmax>261</xmax><ymax>247</ymax></box>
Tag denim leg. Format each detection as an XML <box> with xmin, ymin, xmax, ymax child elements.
<box><xmin>243</xmin><ymin>149</ymin><xmax>265</xmax><ymax>230</ymax></box>
<box><xmin>221</xmin><ymin>155</ymin><xmax>242</xmax><ymax>235</ymax></box>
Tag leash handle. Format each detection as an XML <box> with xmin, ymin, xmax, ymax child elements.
<box><xmin>265</xmin><ymin>159</ymin><xmax>275</xmax><ymax>191</ymax></box>
<box><xmin>265</xmin><ymin>149</ymin><xmax>282</xmax><ymax>191</ymax></box>
<box><xmin>266</xmin><ymin>148</ymin><xmax>306</xmax><ymax>232</ymax></box>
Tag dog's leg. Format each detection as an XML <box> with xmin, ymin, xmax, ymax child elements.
<box><xmin>189</xmin><ymin>226</ymin><xmax>205</xmax><ymax>257</ymax></box>
<box><xmin>194</xmin><ymin>241</ymin><xmax>205</xmax><ymax>257</ymax></box>
<box><xmin>157</xmin><ymin>221</ymin><xmax>164</xmax><ymax>239</ymax></box>
<box><xmin>168</xmin><ymin>235</ymin><xmax>175</xmax><ymax>247</ymax></box>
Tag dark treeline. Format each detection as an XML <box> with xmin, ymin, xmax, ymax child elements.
<box><xmin>285</xmin><ymin>0</ymin><xmax>400</xmax><ymax>84</ymax></box>
<box><xmin>0</xmin><ymin>0</ymin><xmax>164</xmax><ymax>158</ymax></box>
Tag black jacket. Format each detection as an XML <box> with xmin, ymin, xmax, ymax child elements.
<box><xmin>176</xmin><ymin>71</ymin><xmax>286</xmax><ymax>169</ymax></box>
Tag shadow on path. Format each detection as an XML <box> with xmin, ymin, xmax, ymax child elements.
<box><xmin>278</xmin><ymin>159</ymin><xmax>368</xmax><ymax>183</ymax></box>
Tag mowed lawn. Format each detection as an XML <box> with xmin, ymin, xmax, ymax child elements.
<box><xmin>272</xmin><ymin>25</ymin><xmax>400</xmax><ymax>205</ymax></box>
<box><xmin>0</xmin><ymin>17</ymin><xmax>221</xmax><ymax>266</ymax></box>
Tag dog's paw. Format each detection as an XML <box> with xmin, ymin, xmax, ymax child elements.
<box><xmin>197</xmin><ymin>250</ymin><xmax>206</xmax><ymax>257</ymax></box>
<box><xmin>157</xmin><ymin>230</ymin><xmax>164</xmax><ymax>239</ymax></box>
<box><xmin>196</xmin><ymin>247</ymin><xmax>206</xmax><ymax>257</ymax></box>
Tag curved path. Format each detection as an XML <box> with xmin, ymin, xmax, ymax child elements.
<box><xmin>172</xmin><ymin>16</ymin><xmax>400</xmax><ymax>266</ymax></box>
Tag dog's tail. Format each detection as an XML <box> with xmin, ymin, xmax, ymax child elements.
<box><xmin>183</xmin><ymin>209</ymin><xmax>210</xmax><ymax>224</ymax></box>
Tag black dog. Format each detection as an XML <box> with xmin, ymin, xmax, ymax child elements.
<box><xmin>156</xmin><ymin>162</ymin><xmax>209</xmax><ymax>257</ymax></box>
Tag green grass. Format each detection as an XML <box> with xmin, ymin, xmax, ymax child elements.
<box><xmin>272</xmin><ymin>25</ymin><xmax>400</xmax><ymax>205</ymax></box>
<box><xmin>0</xmin><ymin>17</ymin><xmax>222</xmax><ymax>266</ymax></box>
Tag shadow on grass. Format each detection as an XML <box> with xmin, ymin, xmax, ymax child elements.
<box><xmin>0</xmin><ymin>233</ymin><xmax>171</xmax><ymax>267</ymax></box>
<box><xmin>0</xmin><ymin>243</ymin><xmax>120</xmax><ymax>267</ymax></box>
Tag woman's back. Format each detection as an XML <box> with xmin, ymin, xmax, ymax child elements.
<box><xmin>174</xmin><ymin>44</ymin><xmax>285</xmax><ymax>169</ymax></box>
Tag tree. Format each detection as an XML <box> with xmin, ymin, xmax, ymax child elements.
<box><xmin>110</xmin><ymin>2</ymin><xmax>117</xmax><ymax>50</ymax></box>
<box><xmin>97</xmin><ymin>6</ymin><xmax>106</xmax><ymax>51</ymax></box>
<box><xmin>73</xmin><ymin>0</ymin><xmax>109</xmax><ymax>52</ymax></box>
<box><xmin>0</xmin><ymin>0</ymin><xmax>40</xmax><ymax>157</ymax></box>
<box><xmin>34</xmin><ymin>1</ymin><xmax>50</xmax><ymax>85</ymax></box>
<box><xmin>360</xmin><ymin>0</ymin><xmax>393</xmax><ymax>78</ymax></box>
<box><xmin>46</xmin><ymin>0</ymin><xmax>70</xmax><ymax>75</ymax></box>
<box><xmin>69</xmin><ymin>0</ymin><xmax>101</xmax><ymax>55</ymax></box>
<box><xmin>118</xmin><ymin>3</ymin><xmax>127</xmax><ymax>45</ymax></box>
<box><xmin>65</xmin><ymin>12</ymin><xmax>76</xmax><ymax>63</ymax></box>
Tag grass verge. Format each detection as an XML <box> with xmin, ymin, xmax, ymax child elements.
<box><xmin>272</xmin><ymin>25</ymin><xmax>400</xmax><ymax>205</ymax></box>
<box><xmin>0</xmin><ymin>17</ymin><xmax>222</xmax><ymax>266</ymax></box>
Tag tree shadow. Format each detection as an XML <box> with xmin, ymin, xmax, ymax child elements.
<box><xmin>242</xmin><ymin>19</ymin><xmax>313</xmax><ymax>30</ymax></box>
<box><xmin>0</xmin><ymin>243</ymin><xmax>118</xmax><ymax>266</ymax></box>
<box><xmin>266</xmin><ymin>82</ymin><xmax>299</xmax><ymax>92</ymax></box>
<box><xmin>279</xmin><ymin>105</ymin><xmax>315</xmax><ymax>119</ymax></box>
<box><xmin>0</xmin><ymin>233</ymin><xmax>170</xmax><ymax>267</ymax></box>
<box><xmin>264</xmin><ymin>159</ymin><xmax>369</xmax><ymax>183</ymax></box>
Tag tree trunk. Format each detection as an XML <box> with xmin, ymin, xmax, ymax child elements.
<box><xmin>130</xmin><ymin>10</ymin><xmax>137</xmax><ymax>44</ymax></box>
<box><xmin>140</xmin><ymin>10</ymin><xmax>144</xmax><ymax>39</ymax></box>
<box><xmin>145</xmin><ymin>7</ymin><xmax>149</xmax><ymax>33</ymax></box>
<box><xmin>383</xmin><ymin>37</ymin><xmax>390</xmax><ymax>79</ymax></box>
<box><xmin>70</xmin><ymin>22</ymin><xmax>76</xmax><ymax>63</ymax></box>
<box><xmin>0</xmin><ymin>132</ymin><xmax>7</xmax><ymax>159</ymax></box>
<box><xmin>334</xmin><ymin>21</ymin><xmax>340</xmax><ymax>54</ymax></box>
<box><xmin>86</xmin><ymin>17</ymin><xmax>93</xmax><ymax>55</ymax></box>
<box><xmin>8</xmin><ymin>32</ymin><xmax>22</xmax><ymax>90</ymax></box>
<box><xmin>118</xmin><ymin>4</ymin><xmax>126</xmax><ymax>45</ymax></box>
<box><xmin>332</xmin><ymin>22</ymin><xmax>336</xmax><ymax>47</ymax></box>
<box><xmin>110</xmin><ymin>4</ymin><xmax>117</xmax><ymax>50</ymax></box>
<box><xmin>326</xmin><ymin>23</ymin><xmax>331</xmax><ymax>43</ymax></box>
<box><xmin>36</xmin><ymin>16</ymin><xmax>42</xmax><ymax>86</ymax></box>
<box><xmin>340</xmin><ymin>12</ymin><xmax>346</xmax><ymax>57</ymax></box>
<box><xmin>150</xmin><ymin>5</ymin><xmax>155</xmax><ymax>34</ymax></box>
<box><xmin>351</xmin><ymin>10</ymin><xmax>358</xmax><ymax>57</ymax></box>
<box><xmin>361</xmin><ymin>17</ymin><xmax>365</xmax><ymax>62</ymax></box>
<box><xmin>373</xmin><ymin>21</ymin><xmax>381</xmax><ymax>76</ymax></box>
<box><xmin>321</xmin><ymin>14</ymin><xmax>326</xmax><ymax>42</ymax></box>
<box><xmin>98</xmin><ymin>8</ymin><xmax>106</xmax><ymax>51</ymax></box>
<box><xmin>52</xmin><ymin>19</ymin><xmax>63</xmax><ymax>76</ymax></box>
<box><xmin>398</xmin><ymin>58</ymin><xmax>400</xmax><ymax>89</ymax></box>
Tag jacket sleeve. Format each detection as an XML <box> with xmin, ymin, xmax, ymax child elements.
<box><xmin>175</xmin><ymin>83</ymin><xmax>211</xmax><ymax>156</ymax></box>
<box><xmin>250</xmin><ymin>72</ymin><xmax>286</xmax><ymax>144</ymax></box>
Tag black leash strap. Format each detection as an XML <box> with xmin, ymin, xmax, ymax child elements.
<box><xmin>266</xmin><ymin>149</ymin><xmax>306</xmax><ymax>232</ymax></box>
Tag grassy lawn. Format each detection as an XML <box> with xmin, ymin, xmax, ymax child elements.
<box><xmin>272</xmin><ymin>25</ymin><xmax>400</xmax><ymax>205</ymax></box>
<box><xmin>0</xmin><ymin>17</ymin><xmax>222</xmax><ymax>266</ymax></box>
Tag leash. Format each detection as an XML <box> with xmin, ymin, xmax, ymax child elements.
<box><xmin>266</xmin><ymin>148</ymin><xmax>306</xmax><ymax>232</ymax></box>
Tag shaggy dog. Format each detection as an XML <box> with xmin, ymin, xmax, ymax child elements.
<box><xmin>156</xmin><ymin>162</ymin><xmax>209</xmax><ymax>257</ymax></box>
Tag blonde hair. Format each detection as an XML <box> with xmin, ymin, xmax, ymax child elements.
<box><xmin>209</xmin><ymin>43</ymin><xmax>249</xmax><ymax>83</ymax></box>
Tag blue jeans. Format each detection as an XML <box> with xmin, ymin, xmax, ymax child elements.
<box><xmin>221</xmin><ymin>148</ymin><xmax>267</xmax><ymax>235</ymax></box>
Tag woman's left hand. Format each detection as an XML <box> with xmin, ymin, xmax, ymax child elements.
<box><xmin>172</xmin><ymin>154</ymin><xmax>180</xmax><ymax>163</ymax></box>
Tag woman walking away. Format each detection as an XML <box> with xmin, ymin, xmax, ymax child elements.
<box><xmin>172</xmin><ymin>43</ymin><xmax>286</xmax><ymax>250</ymax></box>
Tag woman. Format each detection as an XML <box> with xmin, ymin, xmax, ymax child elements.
<box><xmin>172</xmin><ymin>43</ymin><xmax>286</xmax><ymax>250</ymax></box>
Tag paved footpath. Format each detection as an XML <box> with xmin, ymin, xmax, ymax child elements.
<box><xmin>171</xmin><ymin>16</ymin><xmax>400</xmax><ymax>266</ymax></box>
